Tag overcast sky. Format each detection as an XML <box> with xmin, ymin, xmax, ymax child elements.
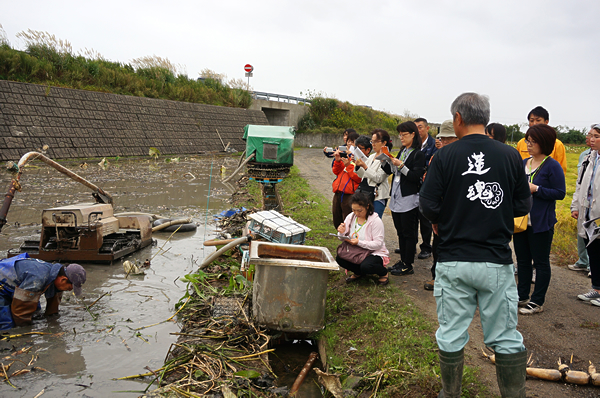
<box><xmin>2</xmin><ymin>0</ymin><xmax>599</xmax><ymax>130</ymax></box>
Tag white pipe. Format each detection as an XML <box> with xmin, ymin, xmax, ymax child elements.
<box><xmin>151</xmin><ymin>218</ymin><xmax>193</xmax><ymax>232</ymax></box>
<box><xmin>114</xmin><ymin>212</ymin><xmax>169</xmax><ymax>221</ymax></box>
<box><xmin>200</xmin><ymin>236</ymin><xmax>249</xmax><ymax>269</ymax></box>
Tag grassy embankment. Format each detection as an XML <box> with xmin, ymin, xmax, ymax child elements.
<box><xmin>297</xmin><ymin>96</ymin><xmax>414</xmax><ymax>135</ymax></box>
<box><xmin>244</xmin><ymin>167</ymin><xmax>487</xmax><ymax>397</ymax></box>
<box><xmin>0</xmin><ymin>29</ymin><xmax>251</xmax><ymax>108</ymax></box>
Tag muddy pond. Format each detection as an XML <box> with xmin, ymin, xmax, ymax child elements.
<box><xmin>0</xmin><ymin>155</ymin><xmax>239</xmax><ymax>397</ymax></box>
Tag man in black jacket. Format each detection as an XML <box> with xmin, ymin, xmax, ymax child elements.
<box><xmin>420</xmin><ymin>93</ymin><xmax>531</xmax><ymax>398</ymax></box>
<box><xmin>415</xmin><ymin>118</ymin><xmax>436</xmax><ymax>259</ymax></box>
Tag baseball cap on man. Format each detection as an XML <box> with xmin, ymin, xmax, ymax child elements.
<box><xmin>437</xmin><ymin>120</ymin><xmax>457</xmax><ymax>138</ymax></box>
<box><xmin>65</xmin><ymin>264</ymin><xmax>86</xmax><ymax>296</ymax></box>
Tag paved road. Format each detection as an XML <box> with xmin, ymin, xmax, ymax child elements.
<box><xmin>295</xmin><ymin>148</ymin><xmax>600</xmax><ymax>398</ymax></box>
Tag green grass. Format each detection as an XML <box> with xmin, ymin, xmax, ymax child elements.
<box><xmin>552</xmin><ymin>151</ymin><xmax>582</xmax><ymax>264</ymax></box>
<box><xmin>297</xmin><ymin>96</ymin><xmax>413</xmax><ymax>135</ymax></box>
<box><xmin>241</xmin><ymin>166</ymin><xmax>488</xmax><ymax>397</ymax></box>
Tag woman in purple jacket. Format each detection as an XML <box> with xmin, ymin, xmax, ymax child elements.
<box><xmin>336</xmin><ymin>192</ymin><xmax>390</xmax><ymax>285</ymax></box>
<box><xmin>514</xmin><ymin>124</ymin><xmax>566</xmax><ymax>315</ymax></box>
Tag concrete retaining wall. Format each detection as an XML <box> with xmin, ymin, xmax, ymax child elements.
<box><xmin>0</xmin><ymin>80</ymin><xmax>269</xmax><ymax>161</ymax></box>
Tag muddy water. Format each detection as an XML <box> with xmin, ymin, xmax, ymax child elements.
<box><xmin>0</xmin><ymin>155</ymin><xmax>239</xmax><ymax>397</ymax></box>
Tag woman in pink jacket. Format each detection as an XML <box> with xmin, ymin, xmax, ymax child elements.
<box><xmin>336</xmin><ymin>192</ymin><xmax>390</xmax><ymax>285</ymax></box>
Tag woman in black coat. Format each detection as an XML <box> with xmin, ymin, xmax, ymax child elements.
<box><xmin>387</xmin><ymin>121</ymin><xmax>426</xmax><ymax>276</ymax></box>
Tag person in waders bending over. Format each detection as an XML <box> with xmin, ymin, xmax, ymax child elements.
<box><xmin>0</xmin><ymin>253</ymin><xmax>86</xmax><ymax>330</ymax></box>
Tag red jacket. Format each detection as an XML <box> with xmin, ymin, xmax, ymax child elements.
<box><xmin>332</xmin><ymin>160</ymin><xmax>362</xmax><ymax>194</ymax></box>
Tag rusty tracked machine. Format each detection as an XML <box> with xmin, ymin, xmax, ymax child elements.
<box><xmin>1</xmin><ymin>152</ymin><xmax>152</xmax><ymax>263</ymax></box>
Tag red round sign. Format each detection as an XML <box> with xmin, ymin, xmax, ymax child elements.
<box><xmin>244</xmin><ymin>64</ymin><xmax>253</xmax><ymax>73</ymax></box>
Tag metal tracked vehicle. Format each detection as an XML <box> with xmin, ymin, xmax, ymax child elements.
<box><xmin>242</xmin><ymin>124</ymin><xmax>295</xmax><ymax>210</ymax></box>
<box><xmin>1</xmin><ymin>152</ymin><xmax>153</xmax><ymax>263</ymax></box>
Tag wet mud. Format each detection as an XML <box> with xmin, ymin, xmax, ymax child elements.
<box><xmin>0</xmin><ymin>155</ymin><xmax>238</xmax><ymax>397</ymax></box>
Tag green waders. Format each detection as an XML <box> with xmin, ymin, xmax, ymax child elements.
<box><xmin>495</xmin><ymin>350</ymin><xmax>527</xmax><ymax>398</ymax></box>
<box><xmin>437</xmin><ymin>349</ymin><xmax>464</xmax><ymax>398</ymax></box>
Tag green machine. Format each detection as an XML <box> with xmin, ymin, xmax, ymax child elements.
<box><xmin>243</xmin><ymin>124</ymin><xmax>295</xmax><ymax>184</ymax></box>
<box><xmin>242</xmin><ymin>125</ymin><xmax>295</xmax><ymax>210</ymax></box>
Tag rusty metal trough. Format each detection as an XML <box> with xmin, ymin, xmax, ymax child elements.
<box><xmin>249</xmin><ymin>241</ymin><xmax>337</xmax><ymax>333</ymax></box>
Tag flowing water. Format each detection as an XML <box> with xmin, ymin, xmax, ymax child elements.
<box><xmin>0</xmin><ymin>155</ymin><xmax>238</xmax><ymax>397</ymax></box>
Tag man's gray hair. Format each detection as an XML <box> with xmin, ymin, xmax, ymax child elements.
<box><xmin>450</xmin><ymin>93</ymin><xmax>490</xmax><ymax>126</ymax></box>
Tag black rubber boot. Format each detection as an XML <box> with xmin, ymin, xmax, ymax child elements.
<box><xmin>437</xmin><ymin>349</ymin><xmax>464</xmax><ymax>398</ymax></box>
<box><xmin>495</xmin><ymin>350</ymin><xmax>527</xmax><ymax>398</ymax></box>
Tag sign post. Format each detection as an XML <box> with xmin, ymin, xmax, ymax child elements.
<box><xmin>244</xmin><ymin>64</ymin><xmax>253</xmax><ymax>87</ymax></box>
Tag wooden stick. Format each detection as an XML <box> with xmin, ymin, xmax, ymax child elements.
<box><xmin>1</xmin><ymin>362</ymin><xmax>16</xmax><ymax>389</ymax></box>
<box><xmin>230</xmin><ymin>349</ymin><xmax>275</xmax><ymax>360</ymax></box>
<box><xmin>114</xmin><ymin>366</ymin><xmax>167</xmax><ymax>380</ymax></box>
<box><xmin>87</xmin><ymin>291</ymin><xmax>110</xmax><ymax>310</ymax></box>
<box><xmin>290</xmin><ymin>352</ymin><xmax>319</xmax><ymax>395</ymax></box>
<box><xmin>33</xmin><ymin>388</ymin><xmax>45</xmax><ymax>398</ymax></box>
<box><xmin>0</xmin><ymin>332</ymin><xmax>52</xmax><ymax>341</ymax></box>
<box><xmin>215</xmin><ymin>129</ymin><xmax>226</xmax><ymax>150</ymax></box>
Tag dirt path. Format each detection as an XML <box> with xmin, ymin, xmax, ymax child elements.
<box><xmin>295</xmin><ymin>148</ymin><xmax>600</xmax><ymax>397</ymax></box>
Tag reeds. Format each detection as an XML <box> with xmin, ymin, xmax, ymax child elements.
<box><xmin>0</xmin><ymin>29</ymin><xmax>252</xmax><ymax>108</ymax></box>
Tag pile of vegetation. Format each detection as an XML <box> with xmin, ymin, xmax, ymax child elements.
<box><xmin>297</xmin><ymin>96</ymin><xmax>412</xmax><ymax>135</ymax></box>
<box><xmin>0</xmin><ymin>26</ymin><xmax>251</xmax><ymax>108</ymax></box>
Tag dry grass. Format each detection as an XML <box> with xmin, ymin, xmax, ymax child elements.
<box><xmin>16</xmin><ymin>28</ymin><xmax>73</xmax><ymax>54</ymax></box>
<box><xmin>0</xmin><ymin>23</ymin><xmax>9</xmax><ymax>46</ymax></box>
<box><xmin>130</xmin><ymin>54</ymin><xmax>184</xmax><ymax>75</ymax></box>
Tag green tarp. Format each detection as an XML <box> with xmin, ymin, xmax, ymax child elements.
<box><xmin>243</xmin><ymin>125</ymin><xmax>295</xmax><ymax>165</ymax></box>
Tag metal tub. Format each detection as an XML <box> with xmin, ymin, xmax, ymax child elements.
<box><xmin>249</xmin><ymin>241</ymin><xmax>338</xmax><ymax>333</ymax></box>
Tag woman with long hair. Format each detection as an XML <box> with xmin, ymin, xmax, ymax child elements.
<box><xmin>336</xmin><ymin>192</ymin><xmax>390</xmax><ymax>285</ymax></box>
<box><xmin>387</xmin><ymin>121</ymin><xmax>426</xmax><ymax>277</ymax></box>
<box><xmin>353</xmin><ymin>129</ymin><xmax>393</xmax><ymax>218</ymax></box>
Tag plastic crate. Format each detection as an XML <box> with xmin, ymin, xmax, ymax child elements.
<box><xmin>247</xmin><ymin>210</ymin><xmax>310</xmax><ymax>245</ymax></box>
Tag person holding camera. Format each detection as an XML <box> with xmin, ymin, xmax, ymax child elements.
<box><xmin>331</xmin><ymin>131</ymin><xmax>362</xmax><ymax>228</ymax></box>
<box><xmin>353</xmin><ymin>131</ymin><xmax>393</xmax><ymax>218</ymax></box>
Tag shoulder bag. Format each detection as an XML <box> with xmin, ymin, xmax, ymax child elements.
<box><xmin>514</xmin><ymin>215</ymin><xmax>528</xmax><ymax>233</ymax></box>
<box><xmin>336</xmin><ymin>214</ymin><xmax>373</xmax><ymax>264</ymax></box>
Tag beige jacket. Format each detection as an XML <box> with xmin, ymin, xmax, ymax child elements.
<box><xmin>571</xmin><ymin>150</ymin><xmax>600</xmax><ymax>238</ymax></box>
<box><xmin>355</xmin><ymin>153</ymin><xmax>390</xmax><ymax>201</ymax></box>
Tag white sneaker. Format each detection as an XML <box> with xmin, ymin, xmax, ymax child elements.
<box><xmin>519</xmin><ymin>302</ymin><xmax>543</xmax><ymax>315</ymax></box>
<box><xmin>568</xmin><ymin>263</ymin><xmax>589</xmax><ymax>272</ymax></box>
<box><xmin>578</xmin><ymin>289</ymin><xmax>600</xmax><ymax>302</ymax></box>
<box><xmin>590</xmin><ymin>299</ymin><xmax>600</xmax><ymax>307</ymax></box>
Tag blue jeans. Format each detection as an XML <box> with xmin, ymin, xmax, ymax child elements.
<box><xmin>434</xmin><ymin>261</ymin><xmax>524</xmax><ymax>354</ymax></box>
<box><xmin>0</xmin><ymin>283</ymin><xmax>15</xmax><ymax>330</ymax></box>
<box><xmin>374</xmin><ymin>199</ymin><xmax>387</xmax><ymax>219</ymax></box>
<box><xmin>575</xmin><ymin>235</ymin><xmax>590</xmax><ymax>268</ymax></box>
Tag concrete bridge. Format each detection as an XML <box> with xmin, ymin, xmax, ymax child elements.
<box><xmin>248</xmin><ymin>92</ymin><xmax>309</xmax><ymax>128</ymax></box>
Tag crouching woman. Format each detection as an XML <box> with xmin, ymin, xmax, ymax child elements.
<box><xmin>335</xmin><ymin>192</ymin><xmax>390</xmax><ymax>285</ymax></box>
